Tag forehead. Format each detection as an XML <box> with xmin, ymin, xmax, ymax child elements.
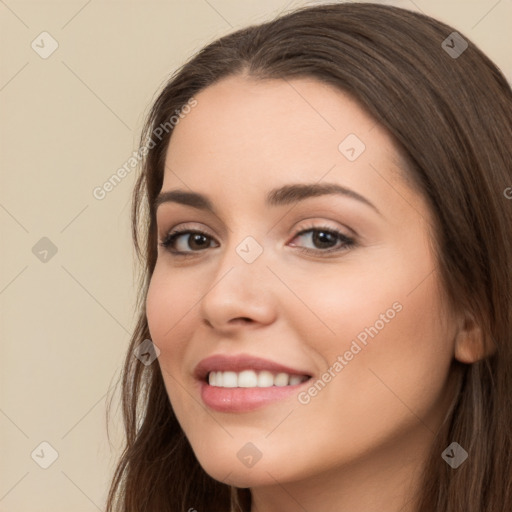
<box><xmin>166</xmin><ymin>76</ymin><xmax>400</xmax><ymax>174</ymax></box>
<box><xmin>160</xmin><ymin>75</ymin><xmax>425</xmax><ymax>224</ymax></box>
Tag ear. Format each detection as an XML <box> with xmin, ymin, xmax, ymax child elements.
<box><xmin>453</xmin><ymin>311</ymin><xmax>495</xmax><ymax>363</ymax></box>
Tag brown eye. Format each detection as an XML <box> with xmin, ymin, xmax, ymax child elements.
<box><xmin>160</xmin><ymin>230</ymin><xmax>218</xmax><ymax>255</ymax></box>
<box><xmin>289</xmin><ymin>226</ymin><xmax>356</xmax><ymax>255</ymax></box>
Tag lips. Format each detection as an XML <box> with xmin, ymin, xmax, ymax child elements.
<box><xmin>193</xmin><ymin>353</ymin><xmax>313</xmax><ymax>412</ymax></box>
<box><xmin>194</xmin><ymin>353</ymin><xmax>313</xmax><ymax>382</ymax></box>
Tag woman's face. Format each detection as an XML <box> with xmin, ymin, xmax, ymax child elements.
<box><xmin>146</xmin><ymin>75</ymin><xmax>460</xmax><ymax>489</ymax></box>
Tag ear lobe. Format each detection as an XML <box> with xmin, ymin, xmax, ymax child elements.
<box><xmin>453</xmin><ymin>312</ymin><xmax>495</xmax><ymax>363</ymax></box>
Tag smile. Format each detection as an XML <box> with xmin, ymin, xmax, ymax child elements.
<box><xmin>195</xmin><ymin>353</ymin><xmax>313</xmax><ymax>412</ymax></box>
<box><xmin>208</xmin><ymin>370</ymin><xmax>310</xmax><ymax>388</ymax></box>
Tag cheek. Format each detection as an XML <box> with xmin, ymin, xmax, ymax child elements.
<box><xmin>145</xmin><ymin>267</ymin><xmax>194</xmax><ymax>384</ymax></box>
<box><xmin>146</xmin><ymin>263</ymin><xmax>197</xmax><ymax>346</ymax></box>
<box><xmin>146</xmin><ymin>269</ymin><xmax>173</xmax><ymax>345</ymax></box>
<box><xmin>145</xmin><ymin>273</ymin><xmax>198</xmax><ymax>429</ymax></box>
<box><xmin>291</xmin><ymin>247</ymin><xmax>454</xmax><ymax>424</ymax></box>
<box><xmin>307</xmin><ymin>269</ymin><xmax>453</xmax><ymax>433</ymax></box>
<box><xmin>317</xmin><ymin>232</ymin><xmax>454</xmax><ymax>387</ymax></box>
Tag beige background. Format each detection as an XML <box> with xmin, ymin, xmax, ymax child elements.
<box><xmin>0</xmin><ymin>0</ymin><xmax>510</xmax><ymax>510</ymax></box>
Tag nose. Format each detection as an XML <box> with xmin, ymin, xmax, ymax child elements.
<box><xmin>198</xmin><ymin>239</ymin><xmax>277</xmax><ymax>333</ymax></box>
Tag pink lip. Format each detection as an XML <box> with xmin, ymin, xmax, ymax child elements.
<box><xmin>194</xmin><ymin>353</ymin><xmax>313</xmax><ymax>413</ymax></box>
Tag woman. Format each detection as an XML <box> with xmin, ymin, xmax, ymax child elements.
<box><xmin>106</xmin><ymin>2</ymin><xmax>512</xmax><ymax>511</ymax></box>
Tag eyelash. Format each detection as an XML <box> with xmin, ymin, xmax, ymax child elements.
<box><xmin>159</xmin><ymin>223</ymin><xmax>356</xmax><ymax>258</ymax></box>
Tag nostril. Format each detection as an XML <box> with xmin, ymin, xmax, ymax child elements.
<box><xmin>229</xmin><ymin>317</ymin><xmax>253</xmax><ymax>326</ymax></box>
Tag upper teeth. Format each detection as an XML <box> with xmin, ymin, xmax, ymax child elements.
<box><xmin>208</xmin><ymin>370</ymin><xmax>309</xmax><ymax>388</ymax></box>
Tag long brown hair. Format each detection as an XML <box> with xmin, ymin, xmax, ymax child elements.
<box><xmin>105</xmin><ymin>3</ymin><xmax>512</xmax><ymax>511</ymax></box>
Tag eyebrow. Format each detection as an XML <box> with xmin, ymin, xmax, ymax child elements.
<box><xmin>154</xmin><ymin>182</ymin><xmax>381</xmax><ymax>216</ymax></box>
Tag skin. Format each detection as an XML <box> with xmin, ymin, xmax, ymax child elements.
<box><xmin>146</xmin><ymin>75</ymin><xmax>483</xmax><ymax>512</ymax></box>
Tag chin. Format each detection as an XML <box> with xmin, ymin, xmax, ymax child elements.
<box><xmin>199</xmin><ymin>459</ymin><xmax>257</xmax><ymax>486</ymax></box>
<box><xmin>193</xmin><ymin>447</ymin><xmax>290</xmax><ymax>488</ymax></box>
